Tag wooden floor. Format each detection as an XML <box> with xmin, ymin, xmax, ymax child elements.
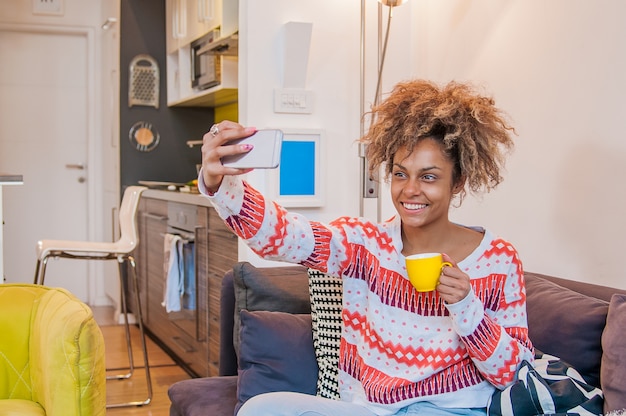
<box><xmin>93</xmin><ymin>306</ymin><xmax>192</xmax><ymax>416</ymax></box>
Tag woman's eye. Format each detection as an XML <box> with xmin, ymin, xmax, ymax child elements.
<box><xmin>393</xmin><ymin>171</ymin><xmax>407</xmax><ymax>179</ymax></box>
<box><xmin>422</xmin><ymin>174</ymin><xmax>436</xmax><ymax>181</ymax></box>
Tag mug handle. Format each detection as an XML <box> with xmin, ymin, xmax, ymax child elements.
<box><xmin>441</xmin><ymin>262</ymin><xmax>453</xmax><ymax>273</ymax></box>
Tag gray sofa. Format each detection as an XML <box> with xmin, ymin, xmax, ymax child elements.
<box><xmin>168</xmin><ymin>262</ymin><xmax>626</xmax><ymax>416</ymax></box>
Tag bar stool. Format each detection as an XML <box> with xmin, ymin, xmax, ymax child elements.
<box><xmin>33</xmin><ymin>185</ymin><xmax>152</xmax><ymax>408</ymax></box>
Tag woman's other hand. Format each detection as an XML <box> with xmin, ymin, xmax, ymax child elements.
<box><xmin>437</xmin><ymin>253</ymin><xmax>472</xmax><ymax>304</ymax></box>
<box><xmin>201</xmin><ymin>121</ymin><xmax>257</xmax><ymax>193</ymax></box>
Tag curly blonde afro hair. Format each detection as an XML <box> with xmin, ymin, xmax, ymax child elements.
<box><xmin>363</xmin><ymin>79</ymin><xmax>516</xmax><ymax>199</ymax></box>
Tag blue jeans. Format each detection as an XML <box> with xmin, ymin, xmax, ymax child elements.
<box><xmin>237</xmin><ymin>392</ymin><xmax>487</xmax><ymax>416</ymax></box>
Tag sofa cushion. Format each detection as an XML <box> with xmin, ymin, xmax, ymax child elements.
<box><xmin>232</xmin><ymin>262</ymin><xmax>311</xmax><ymax>355</ymax></box>
<box><xmin>601</xmin><ymin>294</ymin><xmax>626</xmax><ymax>413</ymax></box>
<box><xmin>308</xmin><ymin>269</ymin><xmax>342</xmax><ymax>400</ymax></box>
<box><xmin>236</xmin><ymin>309</ymin><xmax>318</xmax><ymax>414</ymax></box>
<box><xmin>525</xmin><ymin>273</ymin><xmax>609</xmax><ymax>387</ymax></box>
<box><xmin>168</xmin><ymin>376</ymin><xmax>238</xmax><ymax>416</ymax></box>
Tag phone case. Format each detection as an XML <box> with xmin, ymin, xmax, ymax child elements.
<box><xmin>221</xmin><ymin>129</ymin><xmax>283</xmax><ymax>169</ymax></box>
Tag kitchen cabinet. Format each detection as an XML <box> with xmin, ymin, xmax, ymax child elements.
<box><xmin>166</xmin><ymin>0</ymin><xmax>223</xmax><ymax>54</ymax></box>
<box><xmin>136</xmin><ymin>198</ymin><xmax>168</xmax><ymax>332</ymax></box>
<box><xmin>128</xmin><ymin>192</ymin><xmax>238</xmax><ymax>377</ymax></box>
<box><xmin>166</xmin><ymin>0</ymin><xmax>239</xmax><ymax>107</ymax></box>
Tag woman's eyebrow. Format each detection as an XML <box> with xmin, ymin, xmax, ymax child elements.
<box><xmin>392</xmin><ymin>163</ymin><xmax>442</xmax><ymax>172</ymax></box>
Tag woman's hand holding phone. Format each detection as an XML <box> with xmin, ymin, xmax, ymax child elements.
<box><xmin>201</xmin><ymin>121</ymin><xmax>284</xmax><ymax>194</ymax></box>
<box><xmin>201</xmin><ymin>121</ymin><xmax>257</xmax><ymax>193</ymax></box>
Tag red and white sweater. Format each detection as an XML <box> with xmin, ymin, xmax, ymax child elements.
<box><xmin>203</xmin><ymin>176</ymin><xmax>534</xmax><ymax>415</ymax></box>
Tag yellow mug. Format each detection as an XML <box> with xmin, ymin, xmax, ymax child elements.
<box><xmin>405</xmin><ymin>253</ymin><xmax>452</xmax><ymax>292</ymax></box>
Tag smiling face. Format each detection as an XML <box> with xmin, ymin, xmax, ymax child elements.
<box><xmin>391</xmin><ymin>138</ymin><xmax>463</xmax><ymax>232</ymax></box>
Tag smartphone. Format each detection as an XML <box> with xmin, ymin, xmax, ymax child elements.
<box><xmin>221</xmin><ymin>129</ymin><xmax>283</xmax><ymax>169</ymax></box>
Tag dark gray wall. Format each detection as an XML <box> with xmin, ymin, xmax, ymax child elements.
<box><xmin>120</xmin><ymin>0</ymin><xmax>213</xmax><ymax>188</ymax></box>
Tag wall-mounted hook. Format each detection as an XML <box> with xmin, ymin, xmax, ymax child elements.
<box><xmin>102</xmin><ymin>17</ymin><xmax>118</xmax><ymax>30</ymax></box>
<box><xmin>186</xmin><ymin>140</ymin><xmax>203</xmax><ymax>148</ymax></box>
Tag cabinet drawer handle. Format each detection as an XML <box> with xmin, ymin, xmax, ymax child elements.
<box><xmin>143</xmin><ymin>213</ymin><xmax>169</xmax><ymax>221</ymax></box>
<box><xmin>172</xmin><ymin>336</ymin><xmax>196</xmax><ymax>353</ymax></box>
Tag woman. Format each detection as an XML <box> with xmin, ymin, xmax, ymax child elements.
<box><xmin>199</xmin><ymin>80</ymin><xmax>534</xmax><ymax>416</ymax></box>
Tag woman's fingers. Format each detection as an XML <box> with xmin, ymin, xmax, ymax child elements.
<box><xmin>200</xmin><ymin>121</ymin><xmax>256</xmax><ymax>191</ymax></box>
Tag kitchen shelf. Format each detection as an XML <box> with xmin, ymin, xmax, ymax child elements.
<box><xmin>168</xmin><ymin>85</ymin><xmax>238</xmax><ymax>107</ymax></box>
<box><xmin>166</xmin><ymin>45</ymin><xmax>238</xmax><ymax>107</ymax></box>
<box><xmin>165</xmin><ymin>0</ymin><xmax>239</xmax><ymax>108</ymax></box>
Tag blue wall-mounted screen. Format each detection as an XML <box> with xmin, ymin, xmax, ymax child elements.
<box><xmin>279</xmin><ymin>141</ymin><xmax>315</xmax><ymax>196</ymax></box>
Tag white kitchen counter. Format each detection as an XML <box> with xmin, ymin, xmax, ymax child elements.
<box><xmin>142</xmin><ymin>188</ymin><xmax>214</xmax><ymax>207</ymax></box>
<box><xmin>0</xmin><ymin>174</ymin><xmax>24</xmax><ymax>282</ymax></box>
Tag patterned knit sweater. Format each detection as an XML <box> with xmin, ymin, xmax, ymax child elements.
<box><xmin>203</xmin><ymin>176</ymin><xmax>534</xmax><ymax>415</ymax></box>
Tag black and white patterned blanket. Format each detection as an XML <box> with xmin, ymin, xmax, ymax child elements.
<box><xmin>488</xmin><ymin>352</ymin><xmax>604</xmax><ymax>416</ymax></box>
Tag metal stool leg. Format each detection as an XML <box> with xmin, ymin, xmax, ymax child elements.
<box><xmin>33</xmin><ymin>259</ymin><xmax>41</xmax><ymax>284</ymax></box>
<box><xmin>105</xmin><ymin>265</ymin><xmax>135</xmax><ymax>381</ymax></box>
<box><xmin>33</xmin><ymin>256</ymin><xmax>50</xmax><ymax>285</ymax></box>
<box><xmin>106</xmin><ymin>255</ymin><xmax>152</xmax><ymax>408</ymax></box>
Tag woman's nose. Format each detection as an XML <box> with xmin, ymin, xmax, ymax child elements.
<box><xmin>404</xmin><ymin>179</ymin><xmax>421</xmax><ymax>195</ymax></box>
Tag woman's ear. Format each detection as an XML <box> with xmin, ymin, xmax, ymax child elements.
<box><xmin>452</xmin><ymin>176</ymin><xmax>466</xmax><ymax>195</ymax></box>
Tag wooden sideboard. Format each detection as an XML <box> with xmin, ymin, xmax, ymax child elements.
<box><xmin>127</xmin><ymin>190</ymin><xmax>238</xmax><ymax>377</ymax></box>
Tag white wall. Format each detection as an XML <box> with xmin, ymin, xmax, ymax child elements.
<box><xmin>384</xmin><ymin>0</ymin><xmax>625</xmax><ymax>289</ymax></box>
<box><xmin>239</xmin><ymin>0</ymin><xmax>626</xmax><ymax>289</ymax></box>
<box><xmin>237</xmin><ymin>0</ymin><xmax>364</xmax><ymax>266</ymax></box>
<box><xmin>0</xmin><ymin>0</ymin><xmax>119</xmax><ymax>304</ymax></box>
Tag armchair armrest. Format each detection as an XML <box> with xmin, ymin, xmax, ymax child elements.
<box><xmin>30</xmin><ymin>287</ymin><xmax>106</xmax><ymax>415</ymax></box>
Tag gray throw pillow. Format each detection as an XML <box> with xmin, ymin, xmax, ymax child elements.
<box><xmin>236</xmin><ymin>310</ymin><xmax>318</xmax><ymax>414</ymax></box>
<box><xmin>232</xmin><ymin>262</ymin><xmax>311</xmax><ymax>356</ymax></box>
<box><xmin>525</xmin><ymin>273</ymin><xmax>609</xmax><ymax>387</ymax></box>
<box><xmin>601</xmin><ymin>294</ymin><xmax>626</xmax><ymax>414</ymax></box>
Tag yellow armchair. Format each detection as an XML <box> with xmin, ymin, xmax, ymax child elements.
<box><xmin>0</xmin><ymin>284</ymin><xmax>106</xmax><ymax>416</ymax></box>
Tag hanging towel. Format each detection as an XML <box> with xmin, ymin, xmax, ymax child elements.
<box><xmin>181</xmin><ymin>242</ymin><xmax>196</xmax><ymax>310</ymax></box>
<box><xmin>163</xmin><ymin>233</ymin><xmax>184</xmax><ymax>312</ymax></box>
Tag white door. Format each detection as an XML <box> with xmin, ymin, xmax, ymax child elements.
<box><xmin>0</xmin><ymin>28</ymin><xmax>90</xmax><ymax>301</ymax></box>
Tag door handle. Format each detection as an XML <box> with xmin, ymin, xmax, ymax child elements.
<box><xmin>65</xmin><ymin>163</ymin><xmax>86</xmax><ymax>170</ymax></box>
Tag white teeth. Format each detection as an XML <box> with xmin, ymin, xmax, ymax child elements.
<box><xmin>403</xmin><ymin>202</ymin><xmax>427</xmax><ymax>210</ymax></box>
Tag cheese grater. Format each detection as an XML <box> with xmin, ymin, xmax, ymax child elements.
<box><xmin>129</xmin><ymin>54</ymin><xmax>160</xmax><ymax>109</ymax></box>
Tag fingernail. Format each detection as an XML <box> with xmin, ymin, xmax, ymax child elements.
<box><xmin>243</xmin><ymin>144</ymin><xmax>254</xmax><ymax>151</ymax></box>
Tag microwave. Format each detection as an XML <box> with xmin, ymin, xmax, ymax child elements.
<box><xmin>190</xmin><ymin>29</ymin><xmax>221</xmax><ymax>90</ymax></box>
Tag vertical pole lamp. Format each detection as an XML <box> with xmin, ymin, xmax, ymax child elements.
<box><xmin>359</xmin><ymin>0</ymin><xmax>409</xmax><ymax>220</ymax></box>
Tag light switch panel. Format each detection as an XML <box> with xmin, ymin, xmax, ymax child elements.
<box><xmin>32</xmin><ymin>0</ymin><xmax>64</xmax><ymax>15</ymax></box>
<box><xmin>274</xmin><ymin>88</ymin><xmax>314</xmax><ymax>114</ymax></box>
